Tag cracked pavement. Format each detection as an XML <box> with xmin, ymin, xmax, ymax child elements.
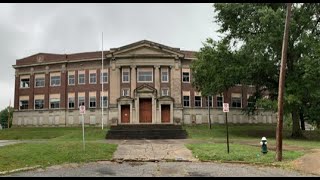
<box><xmin>3</xmin><ymin>161</ymin><xmax>315</xmax><ymax>177</ymax></box>
<box><xmin>109</xmin><ymin>139</ymin><xmax>198</xmax><ymax>162</ymax></box>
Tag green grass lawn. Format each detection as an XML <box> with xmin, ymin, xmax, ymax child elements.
<box><xmin>0</xmin><ymin>127</ymin><xmax>107</xmax><ymax>140</ymax></box>
<box><xmin>186</xmin><ymin>143</ymin><xmax>303</xmax><ymax>165</ymax></box>
<box><xmin>0</xmin><ymin>124</ymin><xmax>319</xmax><ymax>172</ymax></box>
<box><xmin>184</xmin><ymin>124</ymin><xmax>320</xmax><ymax>148</ymax></box>
<box><xmin>184</xmin><ymin>124</ymin><xmax>320</xmax><ymax>166</ymax></box>
<box><xmin>0</xmin><ymin>141</ymin><xmax>117</xmax><ymax>172</ymax></box>
<box><xmin>0</xmin><ymin>126</ymin><xmax>116</xmax><ymax>173</ymax></box>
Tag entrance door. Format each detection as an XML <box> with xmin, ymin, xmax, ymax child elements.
<box><xmin>161</xmin><ymin>104</ymin><xmax>170</xmax><ymax>123</ymax></box>
<box><xmin>121</xmin><ymin>105</ymin><xmax>130</xmax><ymax>123</ymax></box>
<box><xmin>139</xmin><ymin>98</ymin><xmax>152</xmax><ymax>123</ymax></box>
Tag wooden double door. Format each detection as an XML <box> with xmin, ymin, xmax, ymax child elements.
<box><xmin>139</xmin><ymin>98</ymin><xmax>152</xmax><ymax>123</ymax></box>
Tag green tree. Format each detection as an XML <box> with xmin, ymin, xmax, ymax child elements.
<box><xmin>192</xmin><ymin>3</ymin><xmax>320</xmax><ymax>138</ymax></box>
<box><xmin>0</xmin><ymin>106</ymin><xmax>13</xmax><ymax>129</ymax></box>
<box><xmin>191</xmin><ymin>39</ymin><xmax>244</xmax><ymax>99</ymax></box>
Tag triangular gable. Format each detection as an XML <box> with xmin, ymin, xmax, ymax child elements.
<box><xmin>117</xmin><ymin>96</ymin><xmax>134</xmax><ymax>102</ymax></box>
<box><xmin>157</xmin><ymin>96</ymin><xmax>175</xmax><ymax>102</ymax></box>
<box><xmin>135</xmin><ymin>84</ymin><xmax>157</xmax><ymax>94</ymax></box>
<box><xmin>110</xmin><ymin>40</ymin><xmax>185</xmax><ymax>58</ymax></box>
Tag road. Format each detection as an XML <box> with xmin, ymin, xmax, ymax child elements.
<box><xmin>3</xmin><ymin>161</ymin><xmax>315</xmax><ymax>177</ymax></box>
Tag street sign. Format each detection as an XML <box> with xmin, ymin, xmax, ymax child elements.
<box><xmin>223</xmin><ymin>103</ymin><xmax>229</xmax><ymax>112</ymax></box>
<box><xmin>80</xmin><ymin>105</ymin><xmax>86</xmax><ymax>114</ymax></box>
<box><xmin>223</xmin><ymin>103</ymin><xmax>230</xmax><ymax>154</ymax></box>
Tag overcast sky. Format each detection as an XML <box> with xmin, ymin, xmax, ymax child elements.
<box><xmin>0</xmin><ymin>3</ymin><xmax>221</xmax><ymax>110</ymax></box>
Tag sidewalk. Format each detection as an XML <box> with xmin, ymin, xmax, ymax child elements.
<box><xmin>0</xmin><ymin>140</ymin><xmax>20</xmax><ymax>147</ymax></box>
<box><xmin>106</xmin><ymin>139</ymin><xmax>198</xmax><ymax>162</ymax></box>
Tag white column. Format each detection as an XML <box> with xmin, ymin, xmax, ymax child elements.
<box><xmin>170</xmin><ymin>63</ymin><xmax>181</xmax><ymax>104</ymax></box>
<box><xmin>154</xmin><ymin>65</ymin><xmax>160</xmax><ymax>97</ymax></box>
<box><xmin>110</xmin><ymin>65</ymin><xmax>120</xmax><ymax>105</ymax></box>
<box><xmin>130</xmin><ymin>65</ymin><xmax>136</xmax><ymax>98</ymax></box>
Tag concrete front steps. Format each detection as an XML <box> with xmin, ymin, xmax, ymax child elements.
<box><xmin>106</xmin><ymin>124</ymin><xmax>188</xmax><ymax>139</ymax></box>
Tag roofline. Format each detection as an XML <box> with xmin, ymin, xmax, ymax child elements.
<box><xmin>13</xmin><ymin>57</ymin><xmax>104</xmax><ymax>68</ymax></box>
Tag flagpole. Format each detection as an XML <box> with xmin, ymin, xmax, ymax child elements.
<box><xmin>8</xmin><ymin>99</ymin><xmax>11</xmax><ymax>128</ymax></box>
<box><xmin>101</xmin><ymin>32</ymin><xmax>104</xmax><ymax>130</ymax></box>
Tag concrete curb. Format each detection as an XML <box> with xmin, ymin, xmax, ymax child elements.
<box><xmin>112</xmin><ymin>158</ymin><xmax>196</xmax><ymax>163</ymax></box>
<box><xmin>0</xmin><ymin>165</ymin><xmax>41</xmax><ymax>175</ymax></box>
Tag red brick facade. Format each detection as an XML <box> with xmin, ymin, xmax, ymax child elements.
<box><xmin>13</xmin><ymin>40</ymin><xmax>255</xmax><ymax>115</ymax></box>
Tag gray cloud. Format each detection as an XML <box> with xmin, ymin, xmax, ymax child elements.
<box><xmin>0</xmin><ymin>3</ymin><xmax>220</xmax><ymax>109</ymax></box>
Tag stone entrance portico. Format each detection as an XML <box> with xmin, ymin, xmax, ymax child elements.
<box><xmin>117</xmin><ymin>84</ymin><xmax>174</xmax><ymax>124</ymax></box>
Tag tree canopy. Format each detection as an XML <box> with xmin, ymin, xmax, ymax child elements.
<box><xmin>0</xmin><ymin>106</ymin><xmax>13</xmax><ymax>129</ymax></box>
<box><xmin>191</xmin><ymin>3</ymin><xmax>320</xmax><ymax>137</ymax></box>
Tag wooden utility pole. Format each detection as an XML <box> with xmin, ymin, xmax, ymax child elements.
<box><xmin>276</xmin><ymin>3</ymin><xmax>292</xmax><ymax>161</ymax></box>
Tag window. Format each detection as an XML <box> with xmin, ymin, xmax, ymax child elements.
<box><xmin>89</xmin><ymin>96</ymin><xmax>96</xmax><ymax>108</ymax></box>
<box><xmin>19</xmin><ymin>100</ymin><xmax>28</xmax><ymax>110</ymax></box>
<box><xmin>68</xmin><ymin>75</ymin><xmax>75</xmax><ymax>85</ymax></box>
<box><xmin>35</xmin><ymin>78</ymin><xmax>45</xmax><ymax>87</ymax></box>
<box><xmin>138</xmin><ymin>71</ymin><xmax>153</xmax><ymax>82</ymax></box>
<box><xmin>161</xmin><ymin>89</ymin><xmax>169</xmax><ymax>96</ymax></box>
<box><xmin>161</xmin><ymin>69</ymin><xmax>168</xmax><ymax>82</ymax></box>
<box><xmin>231</xmin><ymin>97</ymin><xmax>242</xmax><ymax>108</ymax></box>
<box><xmin>122</xmin><ymin>70</ymin><xmax>130</xmax><ymax>83</ymax></box>
<box><xmin>20</xmin><ymin>78</ymin><xmax>30</xmax><ymax>88</ymax></box>
<box><xmin>100</xmin><ymin>96</ymin><xmax>108</xmax><ymax>108</ymax></box>
<box><xmin>78</xmin><ymin>74</ymin><xmax>85</xmax><ymax>84</ymax></box>
<box><xmin>208</xmin><ymin>96</ymin><xmax>213</xmax><ymax>107</ymax></box>
<box><xmin>182</xmin><ymin>72</ymin><xmax>190</xmax><ymax>83</ymax></box>
<box><xmin>195</xmin><ymin>96</ymin><xmax>202</xmax><ymax>107</ymax></box>
<box><xmin>247</xmin><ymin>95</ymin><xmax>255</xmax><ymax>107</ymax></box>
<box><xmin>50</xmin><ymin>76</ymin><xmax>60</xmax><ymax>86</ymax></box>
<box><xmin>89</xmin><ymin>73</ymin><xmax>96</xmax><ymax>84</ymax></box>
<box><xmin>183</xmin><ymin>96</ymin><xmax>190</xmax><ymax>107</ymax></box>
<box><xmin>122</xmin><ymin>89</ymin><xmax>130</xmax><ymax>97</ymax></box>
<box><xmin>78</xmin><ymin>96</ymin><xmax>85</xmax><ymax>107</ymax></box>
<box><xmin>100</xmin><ymin>72</ymin><xmax>108</xmax><ymax>84</ymax></box>
<box><xmin>50</xmin><ymin>98</ymin><xmax>60</xmax><ymax>109</ymax></box>
<box><xmin>34</xmin><ymin>99</ymin><xmax>44</xmax><ymax>109</ymax></box>
<box><xmin>217</xmin><ymin>95</ymin><xmax>223</xmax><ymax>107</ymax></box>
<box><xmin>68</xmin><ymin>97</ymin><xmax>75</xmax><ymax>109</ymax></box>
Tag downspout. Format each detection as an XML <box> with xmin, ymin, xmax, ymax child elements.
<box><xmin>64</xmin><ymin>56</ymin><xmax>68</xmax><ymax>127</ymax></box>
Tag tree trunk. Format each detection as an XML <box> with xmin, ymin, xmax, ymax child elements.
<box><xmin>291</xmin><ymin>107</ymin><xmax>303</xmax><ymax>138</ymax></box>
<box><xmin>299</xmin><ymin>109</ymin><xmax>305</xmax><ymax>130</ymax></box>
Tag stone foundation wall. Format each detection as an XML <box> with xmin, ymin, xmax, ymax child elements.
<box><xmin>12</xmin><ymin>109</ymin><xmax>109</xmax><ymax>127</ymax></box>
<box><xmin>12</xmin><ymin>108</ymin><xmax>276</xmax><ymax>127</ymax></box>
<box><xmin>182</xmin><ymin>108</ymin><xmax>277</xmax><ymax>124</ymax></box>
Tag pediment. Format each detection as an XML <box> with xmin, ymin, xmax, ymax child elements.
<box><xmin>110</xmin><ymin>40</ymin><xmax>185</xmax><ymax>58</ymax></box>
<box><xmin>117</xmin><ymin>96</ymin><xmax>134</xmax><ymax>102</ymax></box>
<box><xmin>135</xmin><ymin>84</ymin><xmax>157</xmax><ymax>94</ymax></box>
<box><xmin>157</xmin><ymin>96</ymin><xmax>175</xmax><ymax>102</ymax></box>
<box><xmin>119</xmin><ymin>46</ymin><xmax>171</xmax><ymax>56</ymax></box>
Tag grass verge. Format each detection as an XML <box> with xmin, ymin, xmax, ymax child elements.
<box><xmin>0</xmin><ymin>127</ymin><xmax>107</xmax><ymax>140</ymax></box>
<box><xmin>186</xmin><ymin>143</ymin><xmax>304</xmax><ymax>165</ymax></box>
<box><xmin>0</xmin><ymin>141</ymin><xmax>117</xmax><ymax>172</ymax></box>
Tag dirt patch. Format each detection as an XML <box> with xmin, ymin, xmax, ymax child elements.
<box><xmin>291</xmin><ymin>149</ymin><xmax>320</xmax><ymax>175</ymax></box>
